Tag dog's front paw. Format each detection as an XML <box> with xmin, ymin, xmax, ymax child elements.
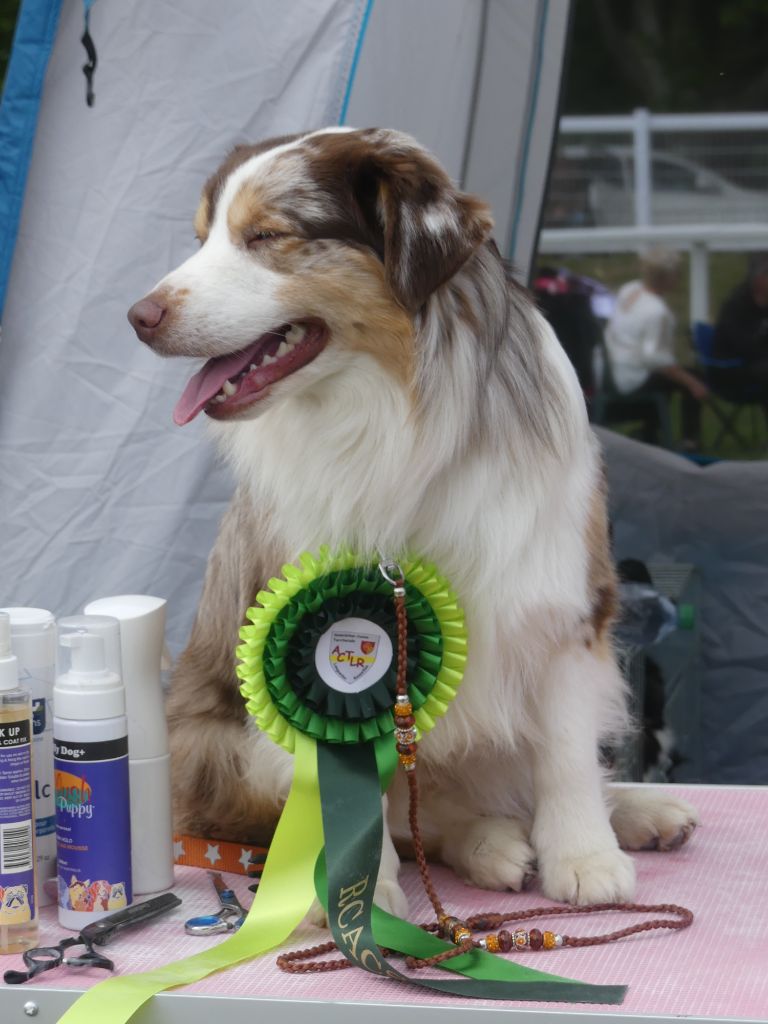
<box><xmin>539</xmin><ymin>846</ymin><xmax>635</xmax><ymax>905</ymax></box>
<box><xmin>610</xmin><ymin>788</ymin><xmax>699</xmax><ymax>851</ymax></box>
<box><xmin>305</xmin><ymin>879</ymin><xmax>408</xmax><ymax>928</ymax></box>
<box><xmin>442</xmin><ymin>817</ymin><xmax>536</xmax><ymax>892</ymax></box>
<box><xmin>374</xmin><ymin>877</ymin><xmax>408</xmax><ymax>919</ymax></box>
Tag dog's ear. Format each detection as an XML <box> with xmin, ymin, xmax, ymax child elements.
<box><xmin>347</xmin><ymin>134</ymin><xmax>494</xmax><ymax>313</ymax></box>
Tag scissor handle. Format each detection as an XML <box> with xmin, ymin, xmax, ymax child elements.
<box><xmin>3</xmin><ymin>938</ymin><xmax>79</xmax><ymax>985</ymax></box>
<box><xmin>185</xmin><ymin>905</ymin><xmax>243</xmax><ymax>935</ymax></box>
<box><xmin>62</xmin><ymin>942</ymin><xmax>114</xmax><ymax>972</ymax></box>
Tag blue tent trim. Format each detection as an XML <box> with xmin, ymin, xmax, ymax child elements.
<box><xmin>0</xmin><ymin>0</ymin><xmax>63</xmax><ymax>321</ymax></box>
<box><xmin>338</xmin><ymin>0</ymin><xmax>374</xmax><ymax>125</ymax></box>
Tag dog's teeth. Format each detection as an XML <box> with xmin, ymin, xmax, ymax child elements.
<box><xmin>276</xmin><ymin>341</ymin><xmax>290</xmax><ymax>358</ymax></box>
<box><xmin>285</xmin><ymin>325</ymin><xmax>306</xmax><ymax>345</ymax></box>
<box><xmin>222</xmin><ymin>380</ymin><xmax>237</xmax><ymax>396</ymax></box>
<box><xmin>263</xmin><ymin>353</ymin><xmax>276</xmax><ymax>365</ymax></box>
<box><xmin>249</xmin><ymin>363</ymin><xmax>257</xmax><ymax>371</ymax></box>
<box><xmin>213</xmin><ymin>393</ymin><xmax>226</xmax><ymax>403</ymax></box>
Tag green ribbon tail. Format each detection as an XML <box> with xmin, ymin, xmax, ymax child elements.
<box><xmin>58</xmin><ymin>731</ymin><xmax>324</xmax><ymax>1024</ymax></box>
<box><xmin>317</xmin><ymin>738</ymin><xmax>626</xmax><ymax>1004</ymax></box>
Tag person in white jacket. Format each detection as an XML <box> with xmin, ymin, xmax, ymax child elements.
<box><xmin>604</xmin><ymin>247</ymin><xmax>708</xmax><ymax>447</ymax></box>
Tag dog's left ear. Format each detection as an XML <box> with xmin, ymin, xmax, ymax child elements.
<box><xmin>349</xmin><ymin>136</ymin><xmax>494</xmax><ymax>313</ymax></box>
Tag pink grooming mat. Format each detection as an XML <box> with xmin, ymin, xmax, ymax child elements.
<box><xmin>4</xmin><ymin>785</ymin><xmax>767</xmax><ymax>1019</ymax></box>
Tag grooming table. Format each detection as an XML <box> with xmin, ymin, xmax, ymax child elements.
<box><xmin>2</xmin><ymin>785</ymin><xmax>766</xmax><ymax>1023</ymax></box>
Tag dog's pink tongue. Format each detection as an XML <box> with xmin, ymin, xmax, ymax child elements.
<box><xmin>173</xmin><ymin>349</ymin><xmax>254</xmax><ymax>426</ymax></box>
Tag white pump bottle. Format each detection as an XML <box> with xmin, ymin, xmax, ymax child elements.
<box><xmin>83</xmin><ymin>596</ymin><xmax>174</xmax><ymax>894</ymax></box>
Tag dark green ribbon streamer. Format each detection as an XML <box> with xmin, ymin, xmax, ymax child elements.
<box><xmin>316</xmin><ymin>739</ymin><xmax>627</xmax><ymax>1004</ymax></box>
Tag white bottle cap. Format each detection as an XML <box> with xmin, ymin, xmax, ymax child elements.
<box><xmin>55</xmin><ymin>633</ymin><xmax>126</xmax><ymax>721</ymax></box>
<box><xmin>0</xmin><ymin>612</ymin><xmax>19</xmax><ymax>692</ymax></box>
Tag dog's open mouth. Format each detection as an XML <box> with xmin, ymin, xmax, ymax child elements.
<box><xmin>173</xmin><ymin>320</ymin><xmax>328</xmax><ymax>425</ymax></box>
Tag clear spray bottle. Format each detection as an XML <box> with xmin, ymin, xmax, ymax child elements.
<box><xmin>0</xmin><ymin>612</ymin><xmax>38</xmax><ymax>954</ymax></box>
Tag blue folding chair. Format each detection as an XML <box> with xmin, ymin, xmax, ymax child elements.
<box><xmin>692</xmin><ymin>322</ymin><xmax>765</xmax><ymax>452</ymax></box>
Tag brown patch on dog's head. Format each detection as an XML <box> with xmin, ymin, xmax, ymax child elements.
<box><xmin>193</xmin><ymin>194</ymin><xmax>211</xmax><ymax>243</ymax></box>
<box><xmin>226</xmin><ymin>184</ymin><xmax>296</xmax><ymax>246</ymax></box>
<box><xmin>278</xmin><ymin>243</ymin><xmax>416</xmax><ymax>386</ymax></box>
<box><xmin>297</xmin><ymin>129</ymin><xmax>494</xmax><ymax>313</ymax></box>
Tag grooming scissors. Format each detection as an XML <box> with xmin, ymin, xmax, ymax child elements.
<box><xmin>184</xmin><ymin>872</ymin><xmax>247</xmax><ymax>935</ymax></box>
<box><xmin>4</xmin><ymin>891</ymin><xmax>182</xmax><ymax>985</ymax></box>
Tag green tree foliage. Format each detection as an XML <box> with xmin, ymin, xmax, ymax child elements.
<box><xmin>565</xmin><ymin>0</ymin><xmax>768</xmax><ymax>114</ymax></box>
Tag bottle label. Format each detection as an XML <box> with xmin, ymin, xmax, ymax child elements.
<box><xmin>0</xmin><ymin>717</ymin><xmax>35</xmax><ymax>925</ymax></box>
<box><xmin>54</xmin><ymin>735</ymin><xmax>132</xmax><ymax>914</ymax></box>
<box><xmin>23</xmin><ymin>666</ymin><xmax>56</xmax><ymax>851</ymax></box>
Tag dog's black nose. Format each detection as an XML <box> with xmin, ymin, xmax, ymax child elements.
<box><xmin>128</xmin><ymin>296</ymin><xmax>166</xmax><ymax>343</ymax></box>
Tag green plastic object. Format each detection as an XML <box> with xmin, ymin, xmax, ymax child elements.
<box><xmin>677</xmin><ymin>603</ymin><xmax>696</xmax><ymax>630</ymax></box>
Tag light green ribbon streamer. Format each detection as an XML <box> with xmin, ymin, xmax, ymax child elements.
<box><xmin>57</xmin><ymin>731</ymin><xmax>323</xmax><ymax>1024</ymax></box>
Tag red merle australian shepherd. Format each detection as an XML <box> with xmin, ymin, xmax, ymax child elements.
<box><xmin>128</xmin><ymin>128</ymin><xmax>697</xmax><ymax>916</ymax></box>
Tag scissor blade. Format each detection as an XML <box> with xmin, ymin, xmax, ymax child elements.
<box><xmin>209</xmin><ymin>872</ymin><xmax>247</xmax><ymax>914</ymax></box>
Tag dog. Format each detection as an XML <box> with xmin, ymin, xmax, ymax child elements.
<box><xmin>128</xmin><ymin>127</ymin><xmax>698</xmax><ymax>914</ymax></box>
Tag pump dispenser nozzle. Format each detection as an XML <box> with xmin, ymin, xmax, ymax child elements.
<box><xmin>55</xmin><ymin>632</ymin><xmax>125</xmax><ymax>721</ymax></box>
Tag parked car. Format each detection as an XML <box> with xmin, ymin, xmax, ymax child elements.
<box><xmin>543</xmin><ymin>144</ymin><xmax>766</xmax><ymax>227</ymax></box>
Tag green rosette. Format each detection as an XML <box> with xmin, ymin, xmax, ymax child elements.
<box><xmin>236</xmin><ymin>548</ymin><xmax>467</xmax><ymax>752</ymax></box>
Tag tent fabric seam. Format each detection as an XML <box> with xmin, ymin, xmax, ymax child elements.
<box><xmin>507</xmin><ymin>0</ymin><xmax>549</xmax><ymax>262</ymax></box>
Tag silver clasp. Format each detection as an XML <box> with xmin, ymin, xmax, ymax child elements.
<box><xmin>378</xmin><ymin>559</ymin><xmax>405</xmax><ymax>595</ymax></box>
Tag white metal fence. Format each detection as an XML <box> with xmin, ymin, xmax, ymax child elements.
<box><xmin>538</xmin><ymin>109</ymin><xmax>768</xmax><ymax>322</ymax></box>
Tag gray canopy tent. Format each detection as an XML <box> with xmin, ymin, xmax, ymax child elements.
<box><xmin>2</xmin><ymin>1</ymin><xmax>767</xmax><ymax>787</ymax></box>
<box><xmin>0</xmin><ymin>0</ymin><xmax>571</xmax><ymax>654</ymax></box>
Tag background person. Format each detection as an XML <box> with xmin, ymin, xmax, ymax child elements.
<box><xmin>712</xmin><ymin>252</ymin><xmax>768</xmax><ymax>397</ymax></box>
<box><xmin>604</xmin><ymin>247</ymin><xmax>708</xmax><ymax>448</ymax></box>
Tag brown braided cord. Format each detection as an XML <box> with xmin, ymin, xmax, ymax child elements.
<box><xmin>276</xmin><ymin>570</ymin><xmax>694</xmax><ymax>975</ymax></box>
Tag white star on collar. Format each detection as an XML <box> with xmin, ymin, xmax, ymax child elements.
<box><xmin>204</xmin><ymin>843</ymin><xmax>221</xmax><ymax>866</ymax></box>
<box><xmin>173</xmin><ymin>839</ymin><xmax>185</xmax><ymax>860</ymax></box>
<box><xmin>238</xmin><ymin>848</ymin><xmax>253</xmax><ymax>872</ymax></box>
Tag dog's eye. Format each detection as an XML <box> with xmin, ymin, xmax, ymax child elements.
<box><xmin>247</xmin><ymin>231</ymin><xmax>283</xmax><ymax>248</ymax></box>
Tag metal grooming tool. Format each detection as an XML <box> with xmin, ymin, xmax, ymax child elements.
<box><xmin>4</xmin><ymin>892</ymin><xmax>182</xmax><ymax>985</ymax></box>
<box><xmin>184</xmin><ymin>872</ymin><xmax>248</xmax><ymax>935</ymax></box>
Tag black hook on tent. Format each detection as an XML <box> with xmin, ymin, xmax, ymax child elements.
<box><xmin>81</xmin><ymin>0</ymin><xmax>98</xmax><ymax>107</ymax></box>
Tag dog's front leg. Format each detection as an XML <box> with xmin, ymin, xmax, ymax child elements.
<box><xmin>168</xmin><ymin>486</ymin><xmax>290</xmax><ymax>843</ymax></box>
<box><xmin>531</xmin><ymin>642</ymin><xmax>635</xmax><ymax>905</ymax></box>
<box><xmin>376</xmin><ymin>796</ymin><xmax>408</xmax><ymax>917</ymax></box>
<box><xmin>307</xmin><ymin>795</ymin><xmax>408</xmax><ymax>926</ymax></box>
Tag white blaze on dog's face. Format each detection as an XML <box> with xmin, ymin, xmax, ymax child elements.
<box><xmin>127</xmin><ymin>128</ymin><xmax>493</xmax><ymax>425</ymax></box>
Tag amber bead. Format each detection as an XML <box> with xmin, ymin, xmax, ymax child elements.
<box><xmin>529</xmin><ymin>928</ymin><xmax>543</xmax><ymax>950</ymax></box>
<box><xmin>498</xmin><ymin>929</ymin><xmax>512</xmax><ymax>952</ymax></box>
<box><xmin>543</xmin><ymin>930</ymin><xmax>556</xmax><ymax>950</ymax></box>
<box><xmin>485</xmin><ymin>933</ymin><xmax>500</xmax><ymax>953</ymax></box>
<box><xmin>396</xmin><ymin>741</ymin><xmax>418</xmax><ymax>755</ymax></box>
<box><xmin>396</xmin><ymin>714</ymin><xmax>415</xmax><ymax>728</ymax></box>
<box><xmin>394</xmin><ymin>702</ymin><xmax>413</xmax><ymax>717</ymax></box>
